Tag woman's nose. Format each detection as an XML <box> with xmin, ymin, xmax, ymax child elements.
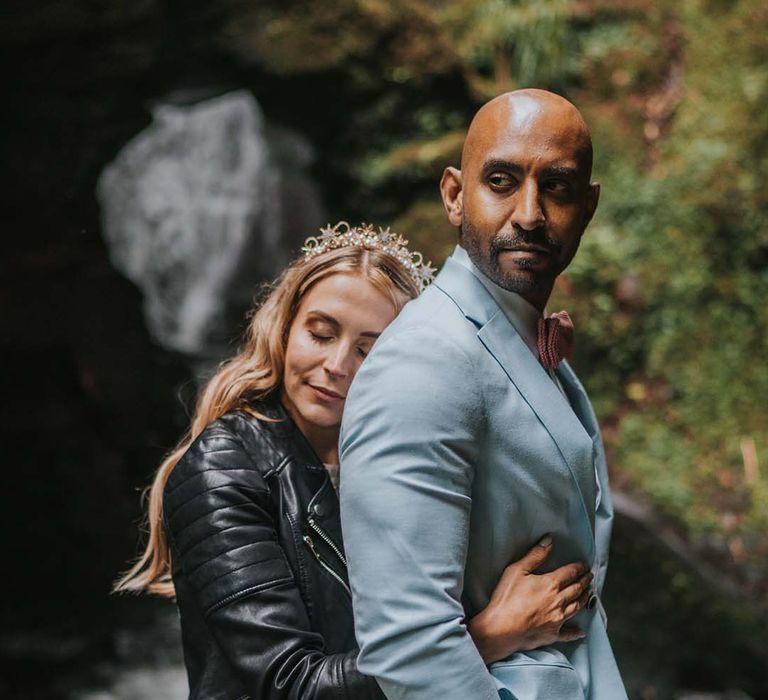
<box><xmin>323</xmin><ymin>344</ymin><xmax>353</xmax><ymax>378</ymax></box>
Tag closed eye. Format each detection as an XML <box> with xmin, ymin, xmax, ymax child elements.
<box><xmin>356</xmin><ymin>343</ymin><xmax>374</xmax><ymax>358</ymax></box>
<box><xmin>309</xmin><ymin>331</ymin><xmax>333</xmax><ymax>343</ymax></box>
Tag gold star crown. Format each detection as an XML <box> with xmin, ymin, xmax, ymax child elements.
<box><xmin>302</xmin><ymin>221</ymin><xmax>436</xmax><ymax>291</ymax></box>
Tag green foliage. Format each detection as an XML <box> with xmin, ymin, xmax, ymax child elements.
<box><xmin>392</xmin><ymin>199</ymin><xmax>457</xmax><ymax>265</ymax></box>
<box><xmin>357</xmin><ymin>130</ymin><xmax>465</xmax><ymax>187</ymax></box>
<box><xmin>216</xmin><ymin>0</ymin><xmax>459</xmax><ymax>79</ymax></box>
<box><xmin>243</xmin><ymin>0</ymin><xmax>768</xmax><ymax>588</ymax></box>
<box><xmin>618</xmin><ymin>413</ymin><xmax>699</xmax><ymax>521</ymax></box>
<box><xmin>363</xmin><ymin>0</ymin><xmax>768</xmax><ymax>584</ymax></box>
<box><xmin>558</xmin><ymin>0</ymin><xmax>768</xmax><ymax>583</ymax></box>
<box><xmin>437</xmin><ymin>0</ymin><xmax>579</xmax><ymax>95</ymax></box>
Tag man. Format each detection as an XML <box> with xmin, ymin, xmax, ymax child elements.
<box><xmin>339</xmin><ymin>90</ymin><xmax>627</xmax><ymax>699</ymax></box>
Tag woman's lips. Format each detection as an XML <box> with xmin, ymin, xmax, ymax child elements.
<box><xmin>308</xmin><ymin>384</ymin><xmax>345</xmax><ymax>401</ymax></box>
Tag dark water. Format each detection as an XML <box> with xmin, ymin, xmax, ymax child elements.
<box><xmin>604</xmin><ymin>517</ymin><xmax>768</xmax><ymax>700</ymax></box>
<box><xmin>0</xmin><ymin>597</ymin><xmax>184</xmax><ymax>700</ymax></box>
<box><xmin>1</xmin><ymin>515</ymin><xmax>766</xmax><ymax>700</ymax></box>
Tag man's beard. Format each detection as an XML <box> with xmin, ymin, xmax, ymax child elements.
<box><xmin>460</xmin><ymin>221</ymin><xmax>562</xmax><ymax>301</ymax></box>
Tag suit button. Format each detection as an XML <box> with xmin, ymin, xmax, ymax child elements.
<box><xmin>587</xmin><ymin>593</ymin><xmax>598</xmax><ymax>610</ymax></box>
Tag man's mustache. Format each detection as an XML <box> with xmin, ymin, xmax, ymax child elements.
<box><xmin>489</xmin><ymin>230</ymin><xmax>561</xmax><ymax>257</ymax></box>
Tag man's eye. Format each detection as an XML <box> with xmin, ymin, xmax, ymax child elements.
<box><xmin>488</xmin><ymin>173</ymin><xmax>514</xmax><ymax>188</ymax></box>
<box><xmin>545</xmin><ymin>180</ymin><xmax>570</xmax><ymax>194</ymax></box>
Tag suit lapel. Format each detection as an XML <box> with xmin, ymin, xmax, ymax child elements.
<box><xmin>435</xmin><ymin>259</ymin><xmax>597</xmax><ymax>537</ymax></box>
<box><xmin>556</xmin><ymin>362</ymin><xmax>598</xmax><ymax>439</ymax></box>
<box><xmin>478</xmin><ymin>314</ymin><xmax>597</xmax><ymax>535</ymax></box>
<box><xmin>557</xmin><ymin>361</ymin><xmax>615</xmax><ymax>592</ymax></box>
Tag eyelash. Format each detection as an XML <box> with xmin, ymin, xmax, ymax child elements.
<box><xmin>308</xmin><ymin>331</ymin><xmax>369</xmax><ymax>358</ymax></box>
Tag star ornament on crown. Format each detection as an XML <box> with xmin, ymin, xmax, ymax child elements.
<box><xmin>301</xmin><ymin>221</ymin><xmax>436</xmax><ymax>291</ymax></box>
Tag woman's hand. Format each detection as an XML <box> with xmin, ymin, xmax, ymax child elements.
<box><xmin>467</xmin><ymin>535</ymin><xmax>593</xmax><ymax>664</ymax></box>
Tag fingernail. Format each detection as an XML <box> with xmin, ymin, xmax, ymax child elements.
<box><xmin>539</xmin><ymin>534</ymin><xmax>553</xmax><ymax>547</ymax></box>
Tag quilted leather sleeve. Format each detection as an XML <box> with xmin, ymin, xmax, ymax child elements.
<box><xmin>164</xmin><ymin>420</ymin><xmax>383</xmax><ymax>700</ymax></box>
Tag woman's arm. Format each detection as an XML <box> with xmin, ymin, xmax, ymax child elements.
<box><xmin>163</xmin><ymin>419</ymin><xmax>383</xmax><ymax>699</ymax></box>
<box><xmin>468</xmin><ymin>535</ymin><xmax>593</xmax><ymax>664</ymax></box>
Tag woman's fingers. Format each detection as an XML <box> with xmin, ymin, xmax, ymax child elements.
<box><xmin>559</xmin><ymin>570</ymin><xmax>593</xmax><ymax>603</ymax></box>
<box><xmin>549</xmin><ymin>561</ymin><xmax>588</xmax><ymax>589</ymax></box>
<box><xmin>562</xmin><ymin>586</ymin><xmax>592</xmax><ymax>620</ymax></box>
<box><xmin>519</xmin><ymin>534</ymin><xmax>554</xmax><ymax>573</ymax></box>
<box><xmin>557</xmin><ymin>625</ymin><xmax>586</xmax><ymax>643</ymax></box>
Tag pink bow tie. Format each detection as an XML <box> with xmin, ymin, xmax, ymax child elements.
<box><xmin>537</xmin><ymin>310</ymin><xmax>574</xmax><ymax>370</ymax></box>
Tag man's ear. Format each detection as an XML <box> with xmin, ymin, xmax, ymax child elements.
<box><xmin>440</xmin><ymin>167</ymin><xmax>463</xmax><ymax>227</ymax></box>
<box><xmin>584</xmin><ymin>182</ymin><xmax>600</xmax><ymax>228</ymax></box>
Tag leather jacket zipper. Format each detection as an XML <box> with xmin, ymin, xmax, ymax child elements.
<box><xmin>308</xmin><ymin>517</ymin><xmax>347</xmax><ymax>567</ymax></box>
<box><xmin>302</xmin><ymin>534</ymin><xmax>351</xmax><ymax>596</ymax></box>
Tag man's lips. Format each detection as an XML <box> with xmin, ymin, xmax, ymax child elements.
<box><xmin>307</xmin><ymin>383</ymin><xmax>346</xmax><ymax>401</ymax></box>
<box><xmin>500</xmin><ymin>245</ymin><xmax>552</xmax><ymax>255</ymax></box>
<box><xmin>498</xmin><ymin>246</ymin><xmax>553</xmax><ymax>269</ymax></box>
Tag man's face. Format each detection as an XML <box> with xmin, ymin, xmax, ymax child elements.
<box><xmin>444</xmin><ymin>96</ymin><xmax>599</xmax><ymax>310</ymax></box>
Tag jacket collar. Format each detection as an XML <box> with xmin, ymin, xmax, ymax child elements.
<box><xmin>434</xmin><ymin>258</ymin><xmax>597</xmax><ymax>538</ymax></box>
<box><xmin>241</xmin><ymin>398</ymin><xmax>339</xmax><ymax>494</ymax></box>
<box><xmin>452</xmin><ymin>245</ymin><xmax>541</xmax><ymax>354</ymax></box>
<box><xmin>235</xmin><ymin>399</ymin><xmax>326</xmax><ymax>474</ymax></box>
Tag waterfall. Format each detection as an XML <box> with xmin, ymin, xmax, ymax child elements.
<box><xmin>97</xmin><ymin>90</ymin><xmax>324</xmax><ymax>359</ymax></box>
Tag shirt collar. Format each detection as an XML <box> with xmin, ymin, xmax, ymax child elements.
<box><xmin>451</xmin><ymin>244</ymin><xmax>541</xmax><ymax>356</ymax></box>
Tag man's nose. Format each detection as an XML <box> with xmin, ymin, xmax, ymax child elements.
<box><xmin>510</xmin><ymin>180</ymin><xmax>545</xmax><ymax>231</ymax></box>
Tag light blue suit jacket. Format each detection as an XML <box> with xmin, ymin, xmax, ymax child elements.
<box><xmin>339</xmin><ymin>257</ymin><xmax>627</xmax><ymax>700</ymax></box>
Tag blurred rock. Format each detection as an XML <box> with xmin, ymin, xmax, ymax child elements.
<box><xmin>98</xmin><ymin>90</ymin><xmax>323</xmax><ymax>359</ymax></box>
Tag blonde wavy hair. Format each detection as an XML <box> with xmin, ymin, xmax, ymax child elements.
<box><xmin>114</xmin><ymin>245</ymin><xmax>420</xmax><ymax>597</ymax></box>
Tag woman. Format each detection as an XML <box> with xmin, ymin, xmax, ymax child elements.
<box><xmin>116</xmin><ymin>222</ymin><xmax>593</xmax><ymax>699</ymax></box>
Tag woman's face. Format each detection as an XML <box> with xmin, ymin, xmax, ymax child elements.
<box><xmin>281</xmin><ymin>272</ymin><xmax>398</xmax><ymax>456</ymax></box>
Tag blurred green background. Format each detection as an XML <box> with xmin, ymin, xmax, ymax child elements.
<box><xmin>1</xmin><ymin>0</ymin><xmax>766</xmax><ymax>698</ymax></box>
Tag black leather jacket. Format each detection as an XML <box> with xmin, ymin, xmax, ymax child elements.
<box><xmin>164</xmin><ymin>401</ymin><xmax>384</xmax><ymax>700</ymax></box>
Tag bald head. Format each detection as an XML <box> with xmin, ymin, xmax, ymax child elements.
<box><xmin>440</xmin><ymin>89</ymin><xmax>600</xmax><ymax>310</ymax></box>
<box><xmin>461</xmin><ymin>89</ymin><xmax>593</xmax><ymax>181</ymax></box>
